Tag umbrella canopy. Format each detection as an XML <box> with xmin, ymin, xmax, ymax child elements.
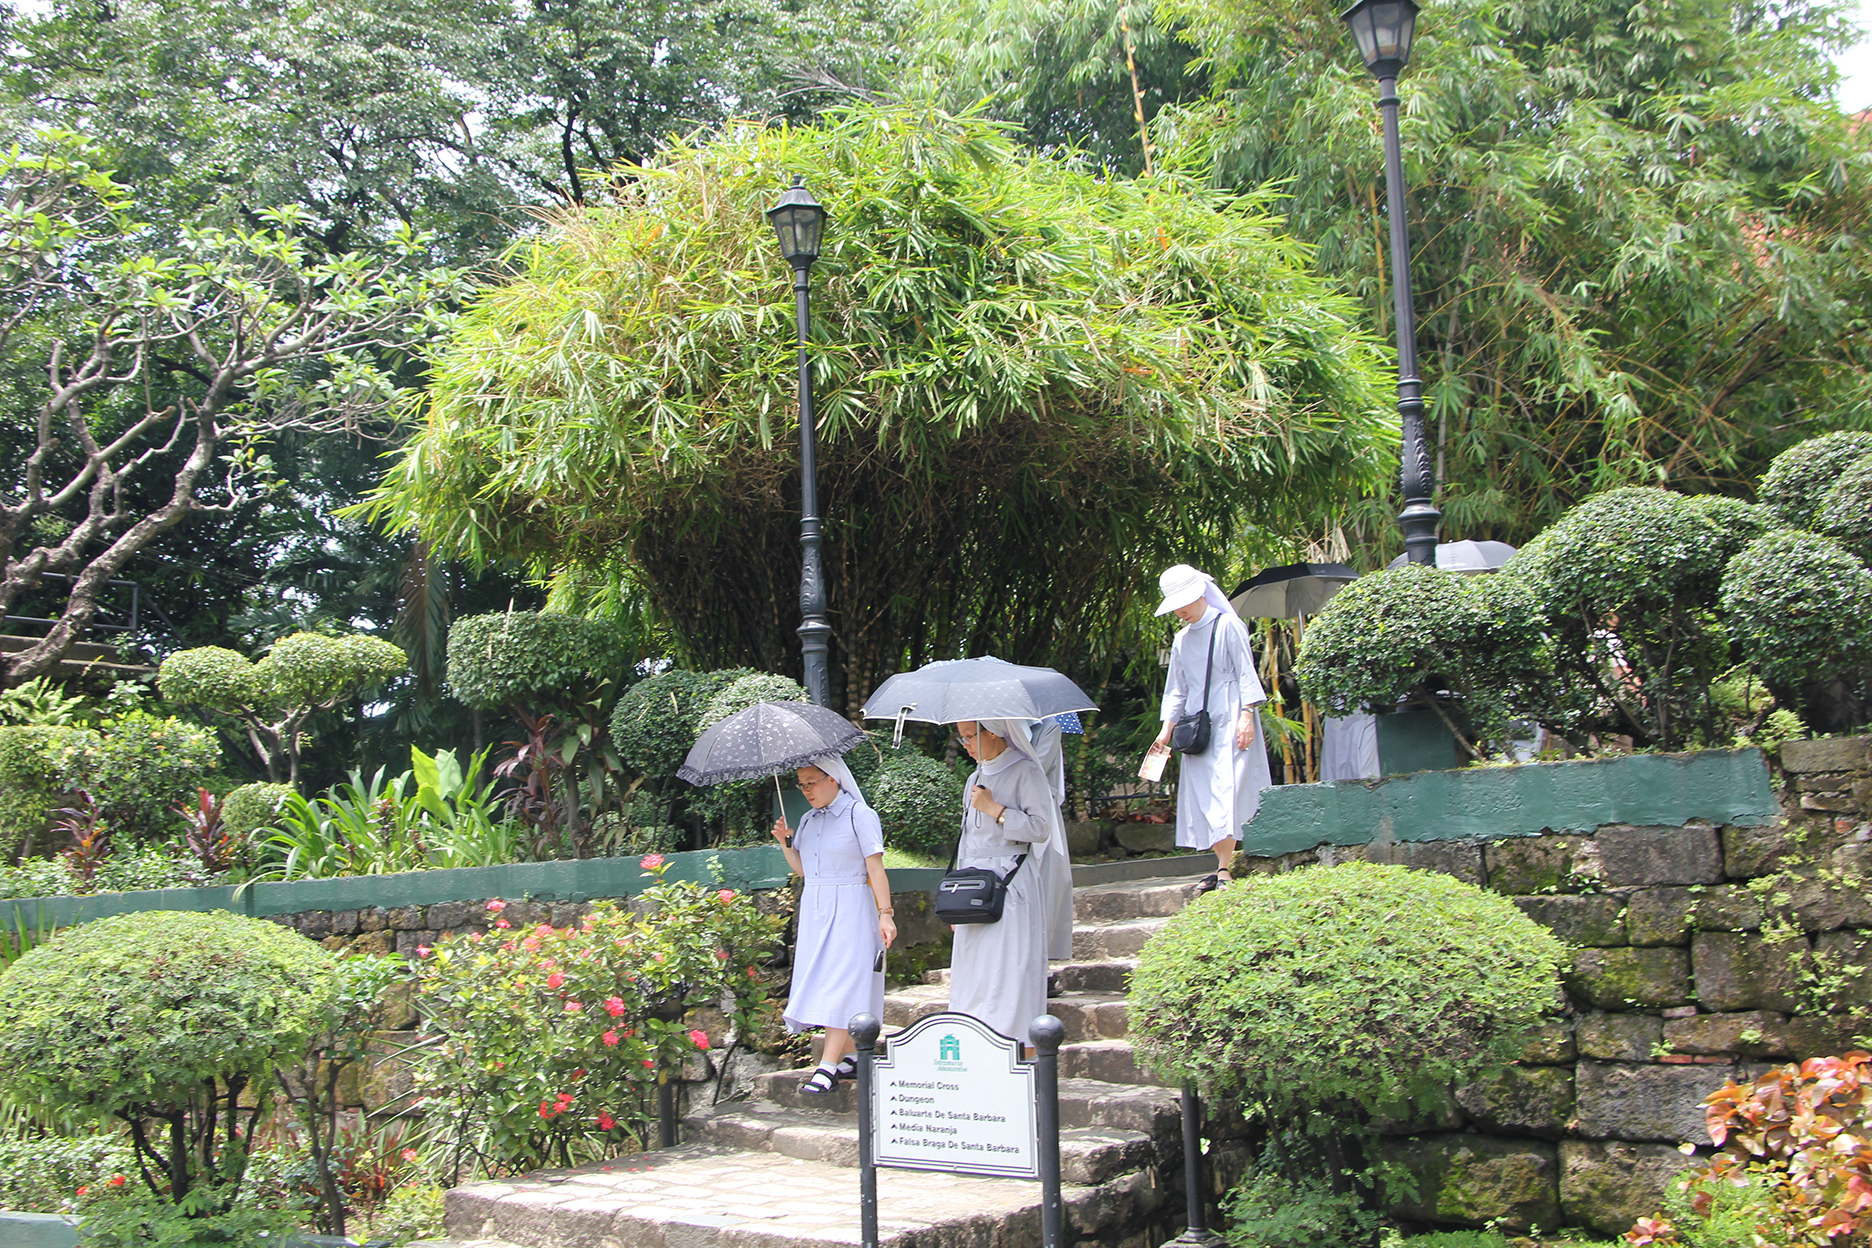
<box><xmin>1229</xmin><ymin>562</ymin><xmax>1359</xmax><ymax>619</ymax></box>
<box><xmin>861</xmin><ymin>658</ymin><xmax>1098</xmax><ymax>727</ymax></box>
<box><xmin>1385</xmin><ymin>540</ymin><xmax>1518</xmax><ymax>575</ymax></box>
<box><xmin>676</xmin><ymin>701</ymin><xmax>866</xmax><ymax>786</ymax></box>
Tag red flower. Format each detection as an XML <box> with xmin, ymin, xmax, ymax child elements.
<box><xmin>688</xmin><ymin>1028</ymin><xmax>711</xmax><ymax>1051</ymax></box>
<box><xmin>401</xmin><ymin>1148</ymin><xmax>419</xmax><ymax>1163</ymax></box>
<box><xmin>108</xmin><ymin>1175</ymin><xmax>126</xmax><ymax>1188</ymax></box>
<box><xmin>603</xmin><ymin>1030</ymin><xmax>620</xmax><ymax>1047</ymax></box>
<box><xmin>495</xmin><ymin>919</ymin><xmax>511</xmax><ymax>929</ymax></box>
<box><xmin>605</xmin><ymin>996</ymin><xmax>626</xmax><ymax>1017</ymax></box>
<box><xmin>717</xmin><ymin>889</ymin><xmax>736</xmax><ymax>903</ymax></box>
<box><xmin>642</xmin><ymin>1058</ymin><xmax>655</xmax><ymax>1068</ymax></box>
<box><xmin>535</xmin><ymin>923</ymin><xmax>554</xmax><ymax>938</ymax></box>
<box><xmin>76</xmin><ymin>1186</ymin><xmax>88</xmax><ymax>1196</ymax></box>
<box><xmin>546</xmin><ymin>972</ymin><xmax>565</xmax><ymax>990</ymax></box>
<box><xmin>521</xmin><ymin>936</ymin><xmax>541</xmax><ymax>952</ymax></box>
<box><xmin>486</xmin><ymin>899</ymin><xmax>507</xmax><ymax>912</ymax></box>
<box><xmin>640</xmin><ymin>853</ymin><xmax>665</xmax><ymax>870</ymax></box>
<box><xmin>538</xmin><ymin>1100</ymin><xmax>557</xmax><ymax>1118</ymax></box>
<box><xmin>557</xmin><ymin>1091</ymin><xmax>575</xmax><ymax>1103</ymax></box>
<box><xmin>597</xmin><ymin>1110</ymin><xmax>616</xmax><ymax>1130</ymax></box>
<box><xmin>565</xmin><ymin>1000</ymin><xmax>583</xmax><ymax>1013</ymax></box>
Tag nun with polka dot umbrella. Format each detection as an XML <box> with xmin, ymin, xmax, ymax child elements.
<box><xmin>676</xmin><ymin>700</ymin><xmax>866</xmax><ymax>788</ymax></box>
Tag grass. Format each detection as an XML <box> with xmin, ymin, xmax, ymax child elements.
<box><xmin>882</xmin><ymin>847</ymin><xmax>946</xmax><ymax>869</ymax></box>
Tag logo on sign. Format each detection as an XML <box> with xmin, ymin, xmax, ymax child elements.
<box><xmin>936</xmin><ymin>1034</ymin><xmax>964</xmax><ymax>1069</ymax></box>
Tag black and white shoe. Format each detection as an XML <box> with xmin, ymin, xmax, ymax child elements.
<box><xmin>800</xmin><ymin>1066</ymin><xmax>841</xmax><ymax>1094</ymax></box>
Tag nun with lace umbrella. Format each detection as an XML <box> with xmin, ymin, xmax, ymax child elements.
<box><xmin>678</xmin><ymin>701</ymin><xmax>895</xmax><ymax>1094</ymax></box>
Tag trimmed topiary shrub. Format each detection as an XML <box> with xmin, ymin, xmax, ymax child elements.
<box><xmin>1758</xmin><ymin>431</ymin><xmax>1872</xmax><ymax>530</ymax></box>
<box><xmin>52</xmin><ymin>712</ymin><xmax>220</xmax><ymax>844</ymax></box>
<box><xmin>445</xmin><ymin>611</ymin><xmax>629</xmax><ymax>710</ymax></box>
<box><xmin>867</xmin><ymin>750</ymin><xmax>963</xmax><ymax>857</ymax></box>
<box><xmin>1721</xmin><ymin>529</ymin><xmax>1872</xmax><ymax>732</ymax></box>
<box><xmin>696</xmin><ymin>671</ymin><xmax>808</xmax><ymax>730</ymax></box>
<box><xmin>1129</xmin><ymin>861</ymin><xmax>1566</xmax><ymax>1120</ymax></box>
<box><xmin>692</xmin><ymin>672</ymin><xmax>810</xmax><ymax>844</ymax></box>
<box><xmin>0</xmin><ymin>909</ymin><xmax>337</xmax><ymax>1212</ymax></box>
<box><xmin>1505</xmin><ymin>487</ymin><xmax>1776</xmax><ymax>748</ymax></box>
<box><xmin>221</xmin><ymin>781</ymin><xmax>295</xmax><ymax>841</ymax></box>
<box><xmin>610</xmin><ymin>668</ymin><xmax>753</xmax><ymax>782</ymax></box>
<box><xmin>1814</xmin><ymin>452</ymin><xmax>1872</xmax><ymax>566</ymax></box>
<box><xmin>1294</xmin><ymin>565</ymin><xmax>1548</xmax><ymax>759</ymax></box>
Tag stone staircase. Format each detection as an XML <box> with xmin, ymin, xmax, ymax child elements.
<box><xmin>444</xmin><ymin>865</ymin><xmax>1210</xmax><ymax>1248</ymax></box>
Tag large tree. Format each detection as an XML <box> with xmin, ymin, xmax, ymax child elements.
<box><xmin>0</xmin><ymin>137</ymin><xmax>464</xmax><ymax>687</ymax></box>
<box><xmin>1143</xmin><ymin>0</ymin><xmax>1872</xmax><ymax>547</ymax></box>
<box><xmin>363</xmin><ymin>103</ymin><xmax>1396</xmax><ymax>711</ymax></box>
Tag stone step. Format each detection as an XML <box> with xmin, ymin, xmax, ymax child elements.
<box><xmin>1071</xmin><ymin>919</ymin><xmax>1166</xmax><ymax>961</ymax></box>
<box><xmin>1072</xmin><ymin>878</ymin><xmax>1203</xmax><ymax>923</ymax></box>
<box><xmin>681</xmin><ymin>1101</ymin><xmax>1156</xmax><ymax>1186</ymax></box>
<box><xmin>880</xmin><ymin>989</ymin><xmax>1129</xmax><ymax>1041</ymax></box>
<box><xmin>744</xmin><ymin>1069</ymin><xmax>1176</xmax><ymax>1136</ymax></box>
<box><xmin>1057</xmin><ymin>1041</ymin><xmax>1166</xmax><ymax>1087</ymax></box>
<box><xmin>1052</xmin><ymin>960</ymin><xmax>1137</xmax><ymax>994</ymax></box>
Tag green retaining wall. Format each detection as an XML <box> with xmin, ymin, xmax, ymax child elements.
<box><xmin>0</xmin><ymin>845</ymin><xmax>801</xmax><ymax>932</ymax></box>
<box><xmin>1241</xmin><ymin>747</ymin><xmax>1779</xmax><ymax>858</ymax></box>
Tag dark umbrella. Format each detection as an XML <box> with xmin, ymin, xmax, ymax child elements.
<box><xmin>676</xmin><ymin>701</ymin><xmax>866</xmax><ymax>786</ymax></box>
<box><xmin>861</xmin><ymin>658</ymin><xmax>1097</xmax><ymax>737</ymax></box>
<box><xmin>1229</xmin><ymin>562</ymin><xmax>1359</xmax><ymax>619</ymax></box>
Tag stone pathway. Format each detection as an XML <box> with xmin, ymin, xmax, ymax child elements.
<box><xmin>445</xmin><ymin>862</ymin><xmax>1212</xmax><ymax>1248</ymax></box>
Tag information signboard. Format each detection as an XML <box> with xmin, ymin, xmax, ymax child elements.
<box><xmin>871</xmin><ymin>1012</ymin><xmax>1038</xmax><ymax>1179</ymax></box>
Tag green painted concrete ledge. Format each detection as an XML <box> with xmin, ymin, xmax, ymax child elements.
<box><xmin>0</xmin><ymin>844</ymin><xmax>801</xmax><ymax>932</ymax></box>
<box><xmin>1240</xmin><ymin>747</ymin><xmax>1778</xmax><ymax>858</ymax></box>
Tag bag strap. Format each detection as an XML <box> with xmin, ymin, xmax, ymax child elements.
<box><xmin>1198</xmin><ymin>616</ymin><xmax>1219</xmax><ymax>713</ymax></box>
<box><xmin>950</xmin><ymin>776</ymin><xmax>1032</xmax><ymax>884</ymax></box>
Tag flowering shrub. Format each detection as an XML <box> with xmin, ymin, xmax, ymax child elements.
<box><xmin>1628</xmin><ymin>1052</ymin><xmax>1872</xmax><ymax>1247</ymax></box>
<box><xmin>414</xmin><ymin>855</ymin><xmax>785</xmax><ymax>1173</ymax></box>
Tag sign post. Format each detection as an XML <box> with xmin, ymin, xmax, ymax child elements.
<box><xmin>852</xmin><ymin>1011</ymin><xmax>1064</xmax><ymax>1248</ymax></box>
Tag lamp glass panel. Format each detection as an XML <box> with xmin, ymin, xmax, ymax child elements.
<box><xmin>1346</xmin><ymin>5</ymin><xmax>1380</xmax><ymax>65</ymax></box>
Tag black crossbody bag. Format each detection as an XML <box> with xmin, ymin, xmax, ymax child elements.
<box><xmin>934</xmin><ymin>801</ymin><xmax>1027</xmax><ymax>924</ymax></box>
<box><xmin>1170</xmin><ymin>618</ymin><xmax>1219</xmax><ymax>755</ymax></box>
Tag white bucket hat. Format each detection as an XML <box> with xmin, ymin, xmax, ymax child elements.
<box><xmin>1154</xmin><ymin>564</ymin><xmax>1207</xmax><ymax>615</ymax></box>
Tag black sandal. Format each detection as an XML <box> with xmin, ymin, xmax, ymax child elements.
<box><xmin>833</xmin><ymin>1055</ymin><xmax>859</xmax><ymax>1079</ymax></box>
<box><xmin>800</xmin><ymin>1066</ymin><xmax>842</xmax><ymax>1094</ymax></box>
<box><xmin>1196</xmin><ymin>873</ymin><xmax>1220</xmax><ymax>894</ymax></box>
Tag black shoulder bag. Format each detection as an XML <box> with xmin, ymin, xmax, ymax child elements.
<box><xmin>934</xmin><ymin>797</ymin><xmax>1027</xmax><ymax>925</ymax></box>
<box><xmin>1170</xmin><ymin>619</ymin><xmax>1219</xmax><ymax>755</ymax></box>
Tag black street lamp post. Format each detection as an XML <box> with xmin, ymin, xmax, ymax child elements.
<box><xmin>767</xmin><ymin>176</ymin><xmax>833</xmax><ymax>707</ymax></box>
<box><xmin>1343</xmin><ymin>0</ymin><xmax>1441</xmax><ymax>566</ymax></box>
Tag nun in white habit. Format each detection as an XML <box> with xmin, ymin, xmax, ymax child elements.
<box><xmin>1026</xmin><ymin>718</ymin><xmax>1076</xmax><ymax>960</ymax></box>
<box><xmin>1148</xmin><ymin>564</ymin><xmax>1273</xmax><ymax>890</ymax></box>
<box><xmin>947</xmin><ymin>718</ymin><xmax>1061</xmax><ymax>1045</ymax></box>
<box><xmin>770</xmin><ymin>753</ymin><xmax>897</xmax><ymax>1093</ymax></box>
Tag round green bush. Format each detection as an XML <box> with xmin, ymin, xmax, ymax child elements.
<box><xmin>1721</xmin><ymin>529</ymin><xmax>1872</xmax><ymax>695</ymax></box>
<box><xmin>263</xmin><ymin>631</ymin><xmax>406</xmax><ymax>709</ymax></box>
<box><xmin>609</xmin><ymin>667</ymin><xmax>755</xmax><ymax>782</ymax></box>
<box><xmin>53</xmin><ymin>713</ymin><xmax>221</xmax><ymax>843</ymax></box>
<box><xmin>1815</xmin><ymin>452</ymin><xmax>1872</xmax><ymax>566</ymax></box>
<box><xmin>1759</xmin><ymin>431</ymin><xmax>1872</xmax><ymax>530</ymax></box>
<box><xmin>867</xmin><ymin>750</ymin><xmax>963</xmax><ymax>856</ymax></box>
<box><xmin>446</xmin><ymin>611</ymin><xmax>629</xmax><ymax>710</ymax></box>
<box><xmin>221</xmin><ymin>782</ymin><xmax>295</xmax><ymax>840</ymax></box>
<box><xmin>0</xmin><ymin>725</ymin><xmax>77</xmax><ymax>861</ymax></box>
<box><xmin>0</xmin><ymin>909</ymin><xmax>337</xmax><ymax>1113</ymax></box>
<box><xmin>157</xmin><ymin>645</ymin><xmax>263</xmax><ymax>709</ymax></box>
<box><xmin>696</xmin><ymin>671</ymin><xmax>808</xmax><ymax>730</ymax></box>
<box><xmin>692</xmin><ymin>672</ymin><xmax>810</xmax><ymax>839</ymax></box>
<box><xmin>1128</xmin><ymin>861</ymin><xmax>1566</xmax><ymax>1121</ymax></box>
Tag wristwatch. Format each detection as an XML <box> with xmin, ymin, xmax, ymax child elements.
<box><xmin>994</xmin><ymin>806</ymin><xmax>1006</xmax><ymax>826</ymax></box>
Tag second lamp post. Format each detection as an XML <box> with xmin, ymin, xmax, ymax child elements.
<box><xmin>767</xmin><ymin>176</ymin><xmax>833</xmax><ymax>707</ymax></box>
<box><xmin>1343</xmin><ymin>0</ymin><xmax>1441</xmax><ymax>566</ymax></box>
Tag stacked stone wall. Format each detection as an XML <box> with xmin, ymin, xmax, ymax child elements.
<box><xmin>1231</xmin><ymin>737</ymin><xmax>1872</xmax><ymax>1235</ymax></box>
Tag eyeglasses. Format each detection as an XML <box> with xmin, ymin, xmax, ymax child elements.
<box><xmin>796</xmin><ymin>776</ymin><xmax>836</xmax><ymax>791</ymax></box>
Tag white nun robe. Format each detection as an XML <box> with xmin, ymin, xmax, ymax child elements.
<box><xmin>1162</xmin><ymin>590</ymin><xmax>1274</xmax><ymax>851</ymax></box>
<box><xmin>947</xmin><ymin>719</ymin><xmax>1059</xmax><ymax>1043</ymax></box>
<box><xmin>1027</xmin><ymin>719</ymin><xmax>1076</xmax><ymax>960</ymax></box>
<box><xmin>782</xmin><ymin>753</ymin><xmax>886</xmax><ymax>1035</ymax></box>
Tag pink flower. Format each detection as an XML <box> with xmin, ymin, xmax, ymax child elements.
<box><xmin>495</xmin><ymin>919</ymin><xmax>511</xmax><ymax>929</ymax></box>
<box><xmin>416</xmin><ymin>945</ymin><xmax>432</xmax><ymax>958</ymax></box>
<box><xmin>688</xmin><ymin>1028</ymin><xmax>711</xmax><ymax>1051</ymax></box>
<box><xmin>641</xmin><ymin>853</ymin><xmax>665</xmax><ymax>870</ymax></box>
<box><xmin>597</xmin><ymin>1110</ymin><xmax>616</xmax><ymax>1130</ymax></box>
<box><xmin>603</xmin><ymin>1030</ymin><xmax>620</xmax><ymax>1046</ymax></box>
<box><xmin>486</xmin><ymin>899</ymin><xmax>507</xmax><ymax>912</ymax></box>
<box><xmin>565</xmin><ymin>1000</ymin><xmax>583</xmax><ymax>1013</ymax></box>
<box><xmin>547</xmin><ymin>972</ymin><xmax>565</xmax><ymax>990</ymax></box>
<box><xmin>717</xmin><ymin>889</ymin><xmax>736</xmax><ymax>903</ymax></box>
<box><xmin>401</xmin><ymin>1148</ymin><xmax>419</xmax><ymax>1164</ymax></box>
<box><xmin>605</xmin><ymin>996</ymin><xmax>626</xmax><ymax>1017</ymax></box>
<box><xmin>535</xmin><ymin>923</ymin><xmax>554</xmax><ymax>938</ymax></box>
<box><xmin>521</xmin><ymin>936</ymin><xmax>541</xmax><ymax>952</ymax></box>
<box><xmin>469</xmin><ymin>932</ymin><xmax>484</xmax><ymax>943</ymax></box>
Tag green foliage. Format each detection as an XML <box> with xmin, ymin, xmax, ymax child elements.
<box><xmin>0</xmin><ymin>845</ymin><xmax>213</xmax><ymax>899</ymax></box>
<box><xmin>0</xmin><ymin>725</ymin><xmax>73</xmax><ymax>861</ymax></box>
<box><xmin>415</xmin><ymin>860</ymin><xmax>786</xmax><ymax>1175</ymax></box>
<box><xmin>611</xmin><ymin>669</ymin><xmax>752</xmax><ymax>783</ymax></box>
<box><xmin>222</xmin><ymin>782</ymin><xmax>295</xmax><ymax>841</ymax></box>
<box><xmin>365</xmin><ymin>102</ymin><xmax>1393</xmax><ymax>704</ymax></box>
<box><xmin>1294</xmin><ymin>566</ymin><xmax>1549</xmax><ymax>758</ymax></box>
<box><xmin>1720</xmin><ymin>529</ymin><xmax>1872</xmax><ymax>728</ymax></box>
<box><xmin>0</xmin><ymin>1131</ymin><xmax>137</xmax><ymax>1213</ymax></box>
<box><xmin>1814</xmin><ymin>453</ymin><xmax>1872</xmax><ymax>567</ymax></box>
<box><xmin>53</xmin><ymin>714</ymin><xmax>221</xmax><ymax>844</ymax></box>
<box><xmin>0</xmin><ymin>677</ymin><xmax>89</xmax><ymax>727</ymax></box>
<box><xmin>264</xmin><ymin>632</ymin><xmax>407</xmax><ymax>711</ymax></box>
<box><xmin>1222</xmin><ymin>1167</ymin><xmax>1376</xmax><ymax>1248</ymax></box>
<box><xmin>1629</xmin><ymin>1170</ymin><xmax>1771</xmax><ymax>1248</ymax></box>
<box><xmin>0</xmin><ymin>909</ymin><xmax>336</xmax><ymax>1209</ymax></box>
<box><xmin>67</xmin><ymin>1185</ymin><xmax>303</xmax><ymax>1247</ymax></box>
<box><xmin>867</xmin><ymin>751</ymin><xmax>963</xmax><ymax>856</ymax></box>
<box><xmin>1129</xmin><ymin>862</ymin><xmax>1566</xmax><ymax>1125</ymax></box>
<box><xmin>1759</xmin><ymin>432</ymin><xmax>1872</xmax><ymax>532</ymax></box>
<box><xmin>157</xmin><ymin>646</ymin><xmax>266</xmax><ymax>709</ymax></box>
<box><xmin>697</xmin><ymin>673</ymin><xmax>809</xmax><ymax>730</ymax></box>
<box><xmin>445</xmin><ymin>611</ymin><xmax>631</xmax><ymax>711</ymax></box>
<box><xmin>690</xmin><ymin>673</ymin><xmax>811</xmax><ymax>843</ymax></box>
<box><xmin>1506</xmin><ymin>488</ymin><xmax>1776</xmax><ymax>748</ymax></box>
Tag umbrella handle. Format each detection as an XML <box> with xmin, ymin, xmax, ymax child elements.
<box><xmin>774</xmin><ymin>774</ymin><xmax>792</xmax><ymax>848</ymax></box>
<box><xmin>892</xmin><ymin>706</ymin><xmax>912</xmax><ymax>747</ymax></box>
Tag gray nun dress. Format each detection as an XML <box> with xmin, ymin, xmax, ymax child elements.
<box><xmin>1162</xmin><ymin>605</ymin><xmax>1273</xmax><ymax>849</ymax></box>
<box><xmin>783</xmin><ymin>788</ymin><xmax>886</xmax><ymax>1034</ymax></box>
<box><xmin>947</xmin><ymin>747</ymin><xmax>1054</xmax><ymax>1043</ymax></box>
